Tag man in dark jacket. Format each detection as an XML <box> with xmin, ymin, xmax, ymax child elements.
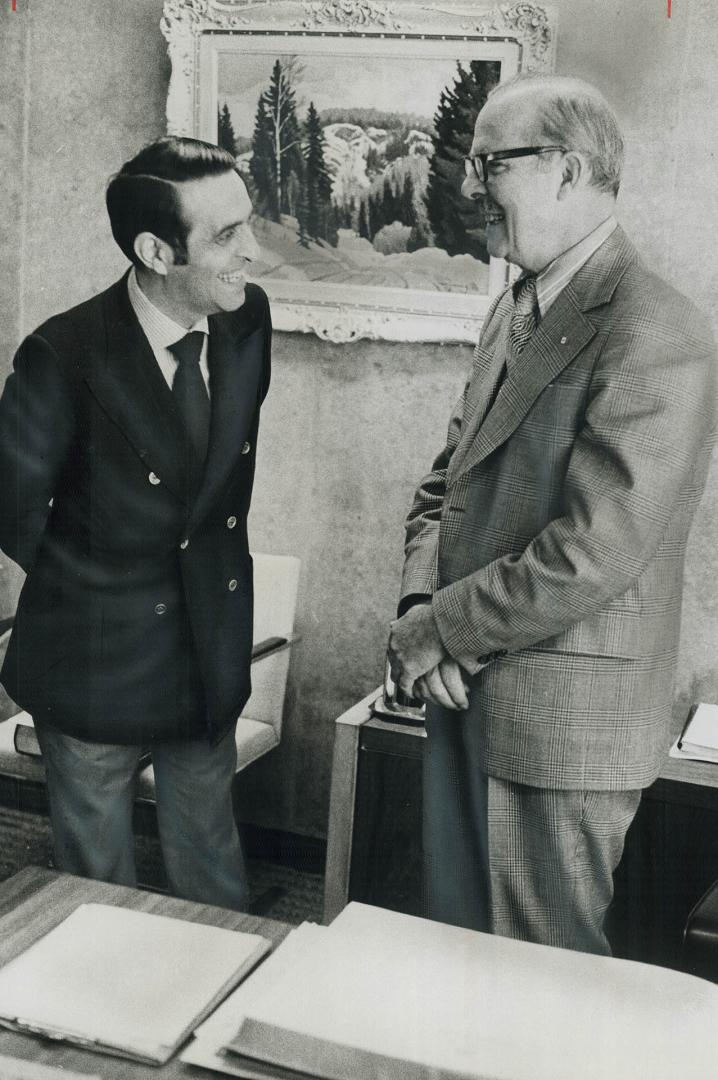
<box><xmin>0</xmin><ymin>137</ymin><xmax>271</xmax><ymax>908</ymax></box>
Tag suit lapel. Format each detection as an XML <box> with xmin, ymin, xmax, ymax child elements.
<box><xmin>84</xmin><ymin>278</ymin><xmax>266</xmax><ymax>522</ymax></box>
<box><xmin>447</xmin><ymin>288</ymin><xmax>514</xmax><ymax>481</ymax></box>
<box><xmin>186</xmin><ymin>308</ymin><xmax>266</xmax><ymax>532</ymax></box>
<box><xmin>452</xmin><ymin>227</ymin><xmax>638</xmax><ymax>483</ymax></box>
<box><xmin>454</xmin><ymin>292</ymin><xmax>598</xmax><ymax>480</ymax></box>
<box><xmin>84</xmin><ymin>276</ymin><xmax>190</xmax><ymax>502</ymax></box>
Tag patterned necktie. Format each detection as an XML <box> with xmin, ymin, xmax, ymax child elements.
<box><xmin>509</xmin><ymin>274</ymin><xmax>539</xmax><ymax>356</ymax></box>
<box><xmin>169</xmin><ymin>331</ymin><xmax>210</xmax><ymax>463</ymax></box>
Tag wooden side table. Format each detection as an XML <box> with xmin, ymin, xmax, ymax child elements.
<box><xmin>324</xmin><ymin>689</ymin><xmax>424</xmax><ymax>923</ymax></box>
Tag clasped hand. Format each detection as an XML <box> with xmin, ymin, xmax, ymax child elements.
<box><xmin>388</xmin><ymin>604</ymin><xmax>470</xmax><ymax>711</ymax></box>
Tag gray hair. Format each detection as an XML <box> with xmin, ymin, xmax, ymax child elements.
<box><xmin>488</xmin><ymin>74</ymin><xmax>624</xmax><ymax>196</ymax></box>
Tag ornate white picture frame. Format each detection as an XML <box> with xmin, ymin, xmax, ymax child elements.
<box><xmin>162</xmin><ymin>1</ymin><xmax>558</xmax><ymax>342</ymax></box>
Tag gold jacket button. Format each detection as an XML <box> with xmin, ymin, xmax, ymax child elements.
<box><xmin>228</xmin><ymin>579</ymin><xmax>238</xmax><ymax>592</ymax></box>
<box><xmin>148</xmin><ymin>472</ymin><xmax>161</xmax><ymax>485</ymax></box>
<box><xmin>180</xmin><ymin>539</ymin><xmax>189</xmax><ymax>550</ymax></box>
<box><xmin>241</xmin><ymin>441</ymin><xmax>251</xmax><ymax>455</ymax></box>
<box><xmin>226</xmin><ymin>516</ymin><xmax>237</xmax><ymax>529</ymax></box>
<box><xmin>154</xmin><ymin>603</ymin><xmax>167</xmax><ymax>615</ymax></box>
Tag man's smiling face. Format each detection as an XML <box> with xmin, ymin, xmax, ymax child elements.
<box><xmin>168</xmin><ymin>169</ymin><xmax>260</xmax><ymax>323</ymax></box>
<box><xmin>462</xmin><ymin>93</ymin><xmax>566</xmax><ymax>273</ymax></box>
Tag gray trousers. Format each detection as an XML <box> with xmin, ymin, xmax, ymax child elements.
<box><xmin>423</xmin><ymin>703</ymin><xmax>641</xmax><ymax>955</ymax></box>
<box><xmin>34</xmin><ymin>720</ymin><xmax>249</xmax><ymax>911</ymax></box>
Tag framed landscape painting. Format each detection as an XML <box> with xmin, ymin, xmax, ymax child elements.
<box><xmin>162</xmin><ymin>1</ymin><xmax>558</xmax><ymax>342</ymax></box>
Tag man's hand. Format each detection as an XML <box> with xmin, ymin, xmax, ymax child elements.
<box><xmin>414</xmin><ymin>658</ymin><xmax>470</xmax><ymax>711</ymax></box>
<box><xmin>388</xmin><ymin>603</ymin><xmax>446</xmax><ymax>698</ymax></box>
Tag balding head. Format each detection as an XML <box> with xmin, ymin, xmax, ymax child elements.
<box><xmin>487</xmin><ymin>74</ymin><xmax>624</xmax><ymax>195</ymax></box>
<box><xmin>462</xmin><ymin>73</ymin><xmax>621</xmax><ymax>271</ymax></box>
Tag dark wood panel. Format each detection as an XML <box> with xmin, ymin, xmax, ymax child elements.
<box><xmin>612</xmin><ymin>794</ymin><xmax>718</xmax><ymax>968</ymax></box>
<box><xmin>349</xmin><ymin>740</ymin><xmax>424</xmax><ymax>916</ymax></box>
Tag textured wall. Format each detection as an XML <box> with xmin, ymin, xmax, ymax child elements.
<box><xmin>1</xmin><ymin>0</ymin><xmax>716</xmax><ymax>838</ymax></box>
<box><xmin>241</xmin><ymin>335</ymin><xmax>467</xmax><ymax>832</ymax></box>
<box><xmin>0</xmin><ymin>8</ymin><xmax>29</xmax><ymax>618</ymax></box>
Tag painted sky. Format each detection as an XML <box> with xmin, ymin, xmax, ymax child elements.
<box><xmin>218</xmin><ymin>52</ymin><xmax>490</xmax><ymax>137</ymax></box>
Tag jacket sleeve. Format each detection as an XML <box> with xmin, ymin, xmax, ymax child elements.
<box><xmin>400</xmin><ymin>293</ymin><xmax>508</xmax><ymax>610</ymax></box>
<box><xmin>399</xmin><ymin>381</ymin><xmax>468</xmax><ymax>606</ymax></box>
<box><xmin>0</xmin><ymin>333</ymin><xmax>76</xmax><ymax>573</ymax></box>
<box><xmin>431</xmin><ymin>311</ymin><xmax>717</xmax><ymax>673</ymax></box>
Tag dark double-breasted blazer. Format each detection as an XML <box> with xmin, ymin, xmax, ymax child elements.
<box><xmin>0</xmin><ymin>274</ymin><xmax>271</xmax><ymax>744</ymax></box>
<box><xmin>401</xmin><ymin>228</ymin><xmax>716</xmax><ymax>790</ymax></box>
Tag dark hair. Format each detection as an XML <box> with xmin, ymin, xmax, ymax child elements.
<box><xmin>106</xmin><ymin>137</ymin><xmax>238</xmax><ymax>266</ymax></box>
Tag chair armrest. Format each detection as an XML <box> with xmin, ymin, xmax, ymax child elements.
<box><xmin>251</xmin><ymin>636</ymin><xmax>290</xmax><ymax>662</ymax></box>
<box><xmin>683</xmin><ymin>879</ymin><xmax>718</xmax><ymax>983</ymax></box>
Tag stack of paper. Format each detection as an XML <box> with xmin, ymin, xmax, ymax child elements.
<box><xmin>204</xmin><ymin>902</ymin><xmax>718</xmax><ymax>1080</ymax></box>
<box><xmin>670</xmin><ymin>702</ymin><xmax>718</xmax><ymax>763</ymax></box>
<box><xmin>183</xmin><ymin>922</ymin><xmax>326</xmax><ymax>1077</ymax></box>
<box><xmin>0</xmin><ymin>903</ymin><xmax>270</xmax><ymax>1065</ymax></box>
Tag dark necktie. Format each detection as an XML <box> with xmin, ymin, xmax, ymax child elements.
<box><xmin>169</xmin><ymin>331</ymin><xmax>210</xmax><ymax>463</ymax></box>
<box><xmin>509</xmin><ymin>274</ymin><xmax>539</xmax><ymax>356</ymax></box>
<box><xmin>479</xmin><ymin>274</ymin><xmax>540</xmax><ymax>418</ymax></box>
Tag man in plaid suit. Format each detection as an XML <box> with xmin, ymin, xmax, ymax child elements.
<box><xmin>388</xmin><ymin>74</ymin><xmax>716</xmax><ymax>954</ymax></box>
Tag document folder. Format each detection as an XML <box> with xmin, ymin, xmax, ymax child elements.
<box><xmin>0</xmin><ymin>903</ymin><xmax>270</xmax><ymax>1065</ymax></box>
<box><xmin>673</xmin><ymin>702</ymin><xmax>718</xmax><ymax>763</ymax></box>
<box><xmin>226</xmin><ymin>902</ymin><xmax>718</xmax><ymax>1080</ymax></box>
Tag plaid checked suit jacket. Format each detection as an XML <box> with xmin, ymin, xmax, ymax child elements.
<box><xmin>401</xmin><ymin>227</ymin><xmax>716</xmax><ymax>790</ymax></box>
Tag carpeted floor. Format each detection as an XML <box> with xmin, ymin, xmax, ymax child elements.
<box><xmin>0</xmin><ymin>805</ymin><xmax>325</xmax><ymax>924</ymax></box>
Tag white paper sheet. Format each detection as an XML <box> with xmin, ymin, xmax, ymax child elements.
<box><xmin>673</xmin><ymin>702</ymin><xmax>718</xmax><ymax>760</ymax></box>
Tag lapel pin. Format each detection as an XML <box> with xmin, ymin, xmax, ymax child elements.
<box><xmin>560</xmin><ymin>336</ymin><xmax>568</xmax><ymax>345</ymax></box>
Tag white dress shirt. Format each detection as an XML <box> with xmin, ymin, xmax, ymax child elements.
<box><xmin>535</xmin><ymin>215</ymin><xmax>618</xmax><ymax>318</ymax></box>
<box><xmin>127</xmin><ymin>267</ymin><xmax>211</xmax><ymax>396</ymax></box>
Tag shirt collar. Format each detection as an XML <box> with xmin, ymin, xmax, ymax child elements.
<box><xmin>127</xmin><ymin>267</ymin><xmax>209</xmax><ymax>351</ymax></box>
<box><xmin>535</xmin><ymin>215</ymin><xmax>618</xmax><ymax>317</ymax></box>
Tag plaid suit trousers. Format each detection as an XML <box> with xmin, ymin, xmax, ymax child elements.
<box><xmin>424</xmin><ymin>703</ymin><xmax>641</xmax><ymax>955</ymax></box>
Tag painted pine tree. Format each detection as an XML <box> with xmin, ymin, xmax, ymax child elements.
<box><xmin>249</xmin><ymin>59</ymin><xmax>304</xmax><ymax>222</ymax></box>
<box><xmin>300</xmin><ymin>102</ymin><xmax>337</xmax><ymax>246</ymax></box>
<box><xmin>381</xmin><ymin>177</ymin><xmax>397</xmax><ymax>226</ymax></box>
<box><xmin>249</xmin><ymin>97</ymin><xmax>278</xmax><ymax>220</ymax></box>
<box><xmin>400</xmin><ymin>173</ymin><xmax>418</xmax><ymax>229</ymax></box>
<box><xmin>425</xmin><ymin>60</ymin><xmax>500</xmax><ymax>260</ymax></box>
<box><xmin>358</xmin><ymin>201</ymin><xmax>370</xmax><ymax>241</ymax></box>
<box><xmin>217</xmin><ymin>103</ymin><xmax>237</xmax><ymax>156</ymax></box>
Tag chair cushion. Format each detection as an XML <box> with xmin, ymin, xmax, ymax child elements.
<box><xmin>0</xmin><ymin>712</ymin><xmax>46</xmax><ymax>784</ymax></box>
<box><xmin>0</xmin><ymin>712</ymin><xmax>279</xmax><ymax>800</ymax></box>
<box><xmin>245</xmin><ymin>553</ymin><xmax>299</xmax><ymax>734</ymax></box>
<box><xmin>135</xmin><ymin>717</ymin><xmax>279</xmax><ymax>801</ymax></box>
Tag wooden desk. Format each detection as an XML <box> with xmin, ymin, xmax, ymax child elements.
<box><xmin>0</xmin><ymin>867</ymin><xmax>292</xmax><ymax>1079</ymax></box>
<box><xmin>324</xmin><ymin>690</ymin><xmax>718</xmax><ymax>967</ymax></box>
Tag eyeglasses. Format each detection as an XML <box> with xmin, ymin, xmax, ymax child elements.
<box><xmin>464</xmin><ymin>146</ymin><xmax>566</xmax><ymax>183</ymax></box>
